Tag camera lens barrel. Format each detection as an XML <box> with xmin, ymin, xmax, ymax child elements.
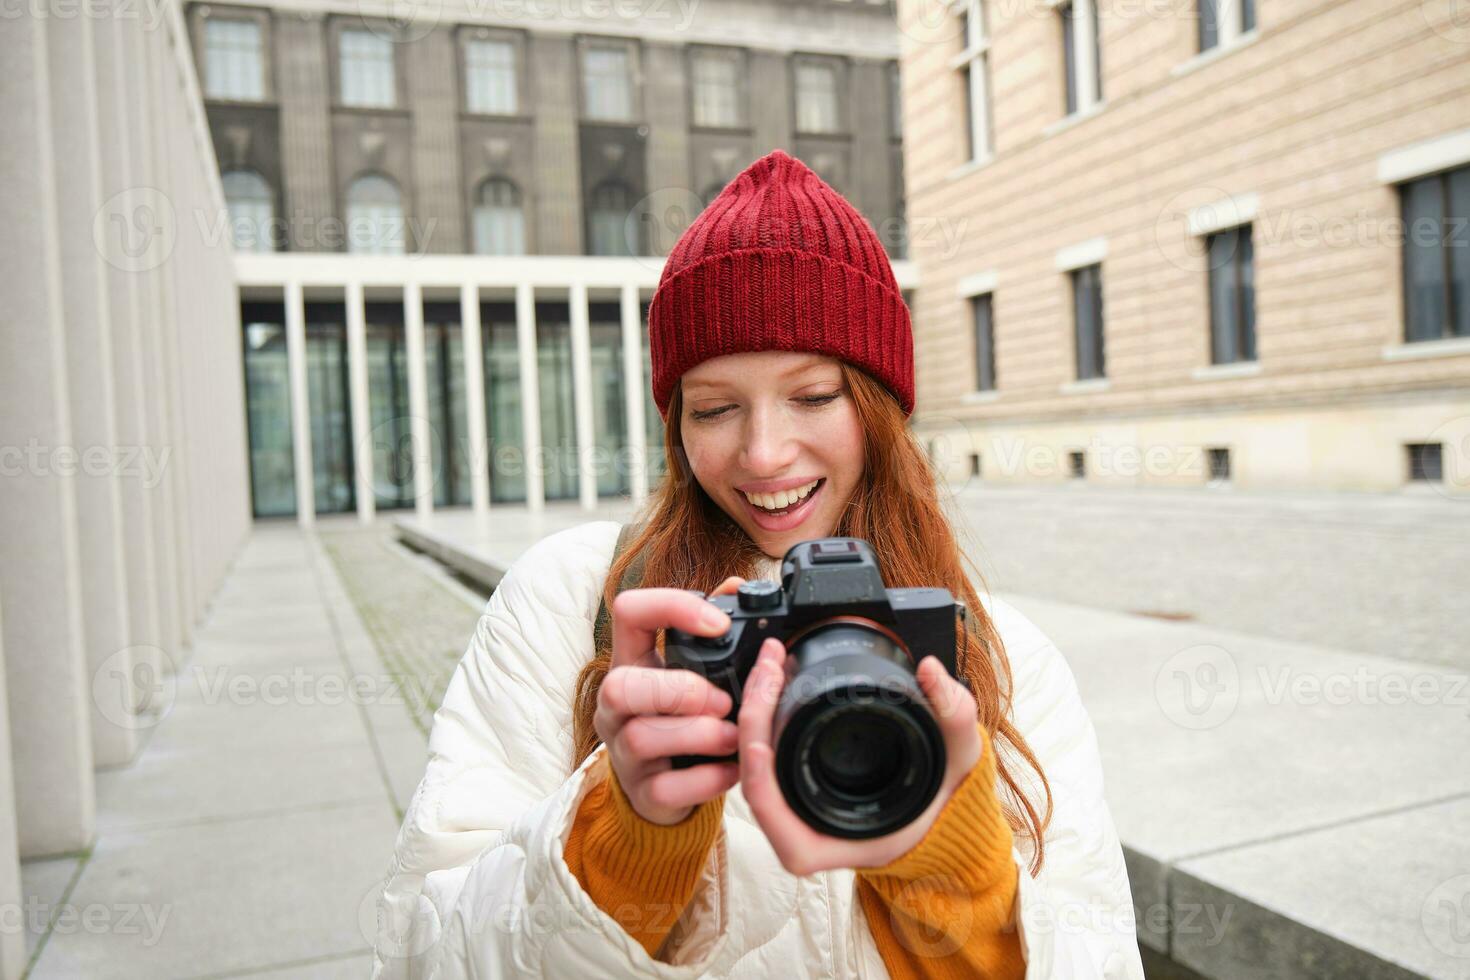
<box><xmin>771</xmin><ymin>622</ymin><xmax>946</xmax><ymax>839</ymax></box>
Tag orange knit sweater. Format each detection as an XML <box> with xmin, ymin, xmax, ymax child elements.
<box><xmin>563</xmin><ymin>725</ymin><xmax>1024</xmax><ymax>977</ymax></box>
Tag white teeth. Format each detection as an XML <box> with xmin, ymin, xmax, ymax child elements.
<box><xmin>743</xmin><ymin>480</ymin><xmax>820</xmax><ymax>511</ymax></box>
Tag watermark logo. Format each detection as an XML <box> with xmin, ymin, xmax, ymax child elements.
<box><xmin>1422</xmin><ymin>873</ymin><xmax>1470</xmax><ymax>959</ymax></box>
<box><xmin>1155</xmin><ymin>644</ymin><xmax>1239</xmax><ymax>730</ymax></box>
<box><xmin>1424</xmin><ymin>0</ymin><xmax>1470</xmax><ymax>44</ymax></box>
<box><xmin>1425</xmin><ymin>415</ymin><xmax>1470</xmax><ymax>501</ymax></box>
<box><xmin>358</xmin><ymin>0</ymin><xmax>442</xmax><ymax>42</ymax></box>
<box><xmin>94</xmin><ymin>186</ymin><xmax>175</xmax><ymax>273</ymax></box>
<box><xmin>93</xmin><ymin>646</ymin><xmax>176</xmax><ymax>732</ymax></box>
<box><xmin>629</xmin><ymin>186</ymin><xmax>706</xmax><ymax>271</ymax></box>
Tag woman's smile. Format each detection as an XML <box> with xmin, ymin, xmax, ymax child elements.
<box><xmin>737</xmin><ymin>477</ymin><xmax>827</xmax><ymax>532</ymax></box>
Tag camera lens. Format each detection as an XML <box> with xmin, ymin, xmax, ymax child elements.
<box><xmin>812</xmin><ymin>712</ymin><xmax>902</xmax><ymax>799</ymax></box>
<box><xmin>772</xmin><ymin>622</ymin><xmax>946</xmax><ymax>839</ymax></box>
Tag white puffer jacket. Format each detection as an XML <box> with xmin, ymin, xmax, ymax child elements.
<box><xmin>372</xmin><ymin>520</ymin><xmax>1144</xmax><ymax>979</ymax></box>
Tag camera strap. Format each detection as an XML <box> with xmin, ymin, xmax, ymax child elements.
<box><xmin>591</xmin><ymin>521</ymin><xmax>646</xmax><ymax>661</ymax></box>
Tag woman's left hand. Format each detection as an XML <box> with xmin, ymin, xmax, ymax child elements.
<box><xmin>736</xmin><ymin>634</ymin><xmax>985</xmax><ymax>875</ymax></box>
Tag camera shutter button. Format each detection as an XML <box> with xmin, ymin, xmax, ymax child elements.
<box><xmin>737</xmin><ymin>580</ymin><xmax>782</xmax><ymax>612</ymax></box>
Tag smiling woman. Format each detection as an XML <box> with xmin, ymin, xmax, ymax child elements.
<box><xmin>373</xmin><ymin>151</ymin><xmax>1144</xmax><ymax>980</ymax></box>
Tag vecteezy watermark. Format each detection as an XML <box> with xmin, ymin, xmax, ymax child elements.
<box><xmin>1422</xmin><ymin>873</ymin><xmax>1470</xmax><ymax>959</ymax></box>
<box><xmin>0</xmin><ymin>440</ymin><xmax>171</xmax><ymax>488</ymax></box>
<box><xmin>897</xmin><ymin>0</ymin><xmax>1189</xmax><ymax>47</ymax></box>
<box><xmin>93</xmin><ymin>186</ymin><xmax>176</xmax><ymax>273</ymax></box>
<box><xmin>0</xmin><ymin>899</ymin><xmax>171</xmax><ymax>947</ymax></box>
<box><xmin>1258</xmin><ymin>665</ymin><xmax>1470</xmax><ymax>708</ymax></box>
<box><xmin>195</xmin><ymin>206</ymin><xmax>440</xmax><ymax>257</ymax></box>
<box><xmin>93</xmin><ymin>646</ymin><xmax>176</xmax><ymax>732</ymax></box>
<box><xmin>459</xmin><ymin>0</ymin><xmax>699</xmax><ymax>29</ymax></box>
<box><xmin>1154</xmin><ymin>644</ymin><xmax>1240</xmax><ymax>730</ymax></box>
<box><xmin>0</xmin><ymin>0</ymin><xmax>168</xmax><ymax>30</ymax></box>
<box><xmin>1425</xmin><ymin>415</ymin><xmax>1470</xmax><ymax>501</ymax></box>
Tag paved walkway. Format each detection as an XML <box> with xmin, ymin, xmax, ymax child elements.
<box><xmin>20</xmin><ymin>523</ymin><xmax>436</xmax><ymax>979</ymax></box>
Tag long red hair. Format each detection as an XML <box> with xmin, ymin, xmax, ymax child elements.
<box><xmin>571</xmin><ymin>363</ymin><xmax>1053</xmax><ymax>873</ymax></box>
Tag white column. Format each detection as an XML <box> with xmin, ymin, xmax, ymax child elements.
<box><xmin>1073</xmin><ymin>0</ymin><xmax>1100</xmax><ymax>111</ymax></box>
<box><xmin>620</xmin><ymin>283</ymin><xmax>649</xmax><ymax>505</ymax></box>
<box><xmin>285</xmin><ymin>280</ymin><xmax>315</xmax><ymax>528</ymax></box>
<box><xmin>460</xmin><ymin>283</ymin><xmax>491</xmax><ymax>519</ymax></box>
<box><xmin>0</xmin><ymin>602</ymin><xmax>25</xmax><ymax>978</ymax></box>
<box><xmin>569</xmin><ymin>283</ymin><xmax>598</xmax><ymax>511</ymax></box>
<box><xmin>516</xmin><ymin>282</ymin><xmax>545</xmax><ymax>512</ymax></box>
<box><xmin>345</xmin><ymin>282</ymin><xmax>374</xmax><ymax>524</ymax></box>
<box><xmin>0</xmin><ymin>11</ymin><xmax>96</xmax><ymax>857</ymax></box>
<box><xmin>404</xmin><ymin>282</ymin><xmax>434</xmax><ymax>520</ymax></box>
<box><xmin>49</xmin><ymin>6</ymin><xmax>138</xmax><ymax>766</ymax></box>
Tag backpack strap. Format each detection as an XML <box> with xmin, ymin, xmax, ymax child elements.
<box><xmin>592</xmin><ymin>522</ymin><xmax>646</xmax><ymax>659</ymax></box>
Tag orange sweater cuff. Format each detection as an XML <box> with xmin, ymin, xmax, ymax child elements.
<box><xmin>564</xmin><ymin>755</ymin><xmax>724</xmax><ymax>957</ymax></box>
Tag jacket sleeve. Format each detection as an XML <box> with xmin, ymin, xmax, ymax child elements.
<box><xmin>369</xmin><ymin>521</ymin><xmax>731</xmax><ymax>980</ymax></box>
<box><xmin>982</xmin><ymin>594</ymin><xmax>1146</xmax><ymax>979</ymax></box>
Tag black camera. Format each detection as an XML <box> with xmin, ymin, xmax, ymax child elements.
<box><xmin>664</xmin><ymin>537</ymin><xmax>967</xmax><ymax>839</ymax></box>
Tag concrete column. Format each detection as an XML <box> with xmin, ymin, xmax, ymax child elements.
<box><xmin>620</xmin><ymin>283</ymin><xmax>649</xmax><ymax>505</ymax></box>
<box><xmin>404</xmin><ymin>282</ymin><xmax>434</xmax><ymax>520</ymax></box>
<box><xmin>569</xmin><ymin>283</ymin><xmax>597</xmax><ymax>510</ymax></box>
<box><xmin>94</xmin><ymin>13</ymin><xmax>161</xmax><ymax>686</ymax></box>
<box><xmin>124</xmin><ymin>19</ymin><xmax>182</xmax><ymax>662</ymax></box>
<box><xmin>345</xmin><ymin>282</ymin><xmax>375</xmax><ymax>524</ymax></box>
<box><xmin>285</xmin><ymin>280</ymin><xmax>316</xmax><ymax>527</ymax></box>
<box><xmin>1218</xmin><ymin>0</ymin><xmax>1243</xmax><ymax>45</ymax></box>
<box><xmin>1074</xmin><ymin>0</ymin><xmax>1100</xmax><ymax>109</ymax></box>
<box><xmin>0</xmin><ymin>603</ymin><xmax>25</xmax><ymax>979</ymax></box>
<box><xmin>516</xmin><ymin>282</ymin><xmax>545</xmax><ymax>511</ymax></box>
<box><xmin>49</xmin><ymin>8</ymin><xmax>139</xmax><ymax>768</ymax></box>
<box><xmin>0</xmin><ymin>12</ymin><xmax>97</xmax><ymax>857</ymax></box>
<box><xmin>460</xmin><ymin>284</ymin><xmax>491</xmax><ymax>519</ymax></box>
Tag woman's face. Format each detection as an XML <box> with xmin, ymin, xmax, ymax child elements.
<box><xmin>679</xmin><ymin>351</ymin><xmax>865</xmax><ymax>559</ymax></box>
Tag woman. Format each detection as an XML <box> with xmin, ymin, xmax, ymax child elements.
<box><xmin>372</xmin><ymin>150</ymin><xmax>1143</xmax><ymax>979</ymax></box>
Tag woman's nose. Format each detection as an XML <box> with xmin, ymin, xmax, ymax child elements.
<box><xmin>739</xmin><ymin>406</ymin><xmax>800</xmax><ymax>473</ymax></box>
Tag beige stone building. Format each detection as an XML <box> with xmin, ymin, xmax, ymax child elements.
<box><xmin>897</xmin><ymin>0</ymin><xmax>1470</xmax><ymax>494</ymax></box>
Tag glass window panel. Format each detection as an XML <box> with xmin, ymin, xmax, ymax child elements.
<box><xmin>1239</xmin><ymin>225</ymin><xmax>1257</xmax><ymax>360</ymax></box>
<box><xmin>304</xmin><ymin>307</ymin><xmax>355</xmax><ymax>514</ymax></box>
<box><xmin>465</xmin><ymin>38</ymin><xmax>517</xmax><ymax>114</ymax></box>
<box><xmin>692</xmin><ymin>51</ymin><xmax>741</xmax><ymax>129</ymax></box>
<box><xmin>242</xmin><ymin>309</ymin><xmax>295</xmax><ymax>517</ymax></box>
<box><xmin>589</xmin><ymin>304</ymin><xmax>630</xmax><ymax>496</ymax></box>
<box><xmin>346</xmin><ymin>175</ymin><xmax>406</xmax><ymax>255</ymax></box>
<box><xmin>1060</xmin><ymin>2</ymin><xmax>1078</xmax><ymax>115</ymax></box>
<box><xmin>972</xmin><ymin>294</ymin><xmax>996</xmax><ymax>391</ymax></box>
<box><xmin>482</xmin><ymin>306</ymin><xmax>527</xmax><ymax>503</ymax></box>
<box><xmin>205</xmin><ymin>19</ymin><xmax>265</xmax><ymax>101</ymax></box>
<box><xmin>340</xmin><ymin>29</ymin><xmax>395</xmax><ymax>108</ymax></box>
<box><xmin>1402</xmin><ymin>177</ymin><xmax>1447</xmax><ymax>342</ymax></box>
<box><xmin>640</xmin><ymin>302</ymin><xmax>666</xmax><ymax>486</ymax></box>
<box><xmin>1072</xmin><ymin>264</ymin><xmax>1105</xmax><ymax>379</ymax></box>
<box><xmin>1449</xmin><ymin>167</ymin><xmax>1470</xmax><ymax>338</ymax></box>
<box><xmin>537</xmin><ymin>307</ymin><xmax>577</xmax><ymax>501</ymax></box>
<box><xmin>1208</xmin><ymin>229</ymin><xmax>1240</xmax><ymax>364</ymax></box>
<box><xmin>795</xmin><ymin>63</ymin><xmax>840</xmax><ymax>134</ymax></box>
<box><xmin>589</xmin><ymin>182</ymin><xmax>633</xmax><ymax>257</ymax></box>
<box><xmin>583</xmin><ymin>45</ymin><xmax>633</xmax><ymax>121</ymax></box>
<box><xmin>222</xmin><ymin>170</ymin><xmax>275</xmax><ymax>252</ymax></box>
<box><xmin>472</xmin><ymin>178</ymin><xmax>526</xmax><ymax>255</ymax></box>
<box><xmin>365</xmin><ymin>310</ymin><xmax>412</xmax><ymax>510</ymax></box>
<box><xmin>1241</xmin><ymin>0</ymin><xmax>1256</xmax><ymax>32</ymax></box>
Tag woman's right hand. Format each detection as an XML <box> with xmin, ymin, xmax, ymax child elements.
<box><xmin>593</xmin><ymin>577</ymin><xmax>748</xmax><ymax>825</ymax></box>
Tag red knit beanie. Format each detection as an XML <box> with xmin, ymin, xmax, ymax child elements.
<box><xmin>647</xmin><ymin>149</ymin><xmax>914</xmax><ymax>418</ymax></box>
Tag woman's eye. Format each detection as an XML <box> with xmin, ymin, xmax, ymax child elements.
<box><xmin>799</xmin><ymin>393</ymin><xmax>841</xmax><ymax>407</ymax></box>
<box><xmin>689</xmin><ymin>405</ymin><xmax>733</xmax><ymax>421</ymax></box>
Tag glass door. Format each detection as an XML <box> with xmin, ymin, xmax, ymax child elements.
<box><xmin>303</xmin><ymin>303</ymin><xmax>355</xmax><ymax>515</ymax></box>
<box><xmin>241</xmin><ymin>302</ymin><xmax>295</xmax><ymax>518</ymax></box>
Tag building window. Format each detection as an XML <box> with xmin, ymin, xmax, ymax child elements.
<box><xmin>956</xmin><ymin>0</ymin><xmax>993</xmax><ymax>161</ymax></box>
<box><xmin>795</xmin><ymin>61</ymin><xmax>841</xmax><ymax>134</ymax></box>
<box><xmin>1207</xmin><ymin>447</ymin><xmax>1231</xmax><ymax>482</ymax></box>
<box><xmin>1071</xmin><ymin>263</ymin><xmax>1105</xmax><ymax>380</ymax></box>
<box><xmin>1059</xmin><ymin>0</ymin><xmax>1102</xmax><ymax>116</ymax></box>
<box><xmin>588</xmin><ymin>181</ymin><xmax>633</xmax><ymax>256</ymax></box>
<box><xmin>1068</xmin><ymin>450</ymin><xmax>1086</xmax><ymax>479</ymax></box>
<box><xmin>222</xmin><ymin>170</ymin><xmax>276</xmax><ymax>252</ymax></box>
<box><xmin>472</xmin><ymin>178</ymin><xmax>526</xmax><ymax>255</ymax></box>
<box><xmin>582</xmin><ymin>43</ymin><xmax>633</xmax><ymax>121</ymax></box>
<box><xmin>1207</xmin><ymin>224</ymin><xmax>1257</xmax><ymax>364</ymax></box>
<box><xmin>971</xmin><ymin>293</ymin><xmax>996</xmax><ymax>391</ymax></box>
<box><xmin>204</xmin><ymin>18</ymin><xmax>265</xmax><ymax>101</ymax></box>
<box><xmin>970</xmin><ymin>452</ymin><xmax>982</xmax><ymax>478</ymax></box>
<box><xmin>1407</xmin><ymin>443</ymin><xmax>1444</xmax><ymax>482</ymax></box>
<box><xmin>465</xmin><ymin>37</ymin><xmax>517</xmax><ymax>115</ymax></box>
<box><xmin>1199</xmin><ymin>0</ymin><xmax>1256</xmax><ymax>53</ymax></box>
<box><xmin>1400</xmin><ymin>165</ymin><xmax>1470</xmax><ymax>343</ymax></box>
<box><xmin>340</xmin><ymin>29</ymin><xmax>395</xmax><ymax>108</ymax></box>
<box><xmin>345</xmin><ymin>174</ymin><xmax>405</xmax><ymax>254</ymax></box>
<box><xmin>691</xmin><ymin>49</ymin><xmax>742</xmax><ymax>128</ymax></box>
